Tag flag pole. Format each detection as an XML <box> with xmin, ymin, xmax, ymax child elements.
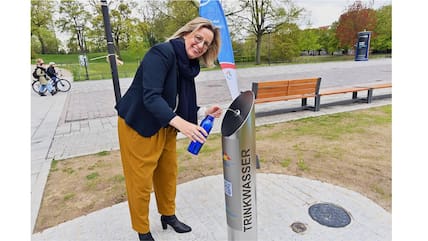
<box><xmin>100</xmin><ymin>0</ymin><xmax>121</xmax><ymax>104</ymax></box>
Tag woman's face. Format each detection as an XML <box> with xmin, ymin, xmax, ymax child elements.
<box><xmin>183</xmin><ymin>27</ymin><xmax>214</xmax><ymax>59</ymax></box>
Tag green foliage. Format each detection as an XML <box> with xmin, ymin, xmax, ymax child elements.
<box><xmin>372</xmin><ymin>5</ymin><xmax>392</xmax><ymax>51</ymax></box>
<box><xmin>234</xmin><ymin>37</ymin><xmax>257</xmax><ymax>62</ymax></box>
<box><xmin>297</xmin><ymin>159</ymin><xmax>309</xmax><ymax>171</ymax></box>
<box><xmin>96</xmin><ymin>151</ymin><xmax>110</xmax><ymax>156</ymax></box>
<box><xmin>86</xmin><ymin>172</ymin><xmax>99</xmax><ymax>180</ymax></box>
<box><xmin>31</xmin><ymin>0</ymin><xmax>58</xmax><ymax>55</ymax></box>
<box><xmin>109</xmin><ymin>1</ymin><xmax>139</xmax><ymax>56</ymax></box>
<box><xmin>298</xmin><ymin>28</ymin><xmax>321</xmax><ymax>52</ymax></box>
<box><xmin>50</xmin><ymin>160</ymin><xmax>59</xmax><ymax>172</ymax></box>
<box><xmin>318</xmin><ymin>22</ymin><xmax>340</xmax><ymax>54</ymax></box>
<box><xmin>127</xmin><ymin>22</ymin><xmax>151</xmax><ymax>57</ymax></box>
<box><xmin>270</xmin><ymin>23</ymin><xmax>301</xmax><ymax>62</ymax></box>
<box><xmin>237</xmin><ymin>0</ymin><xmax>305</xmax><ymax>64</ymax></box>
<box><xmin>31</xmin><ymin>0</ymin><xmax>392</xmax><ymax>71</ymax></box>
<box><xmin>63</xmin><ymin>193</ymin><xmax>75</xmax><ymax>201</ymax></box>
<box><xmin>31</xmin><ymin>0</ymin><xmax>391</xmax><ymax>66</ymax></box>
<box><xmin>164</xmin><ymin>0</ymin><xmax>198</xmax><ymax>34</ymax></box>
<box><xmin>57</xmin><ymin>0</ymin><xmax>91</xmax><ymax>34</ymax></box>
<box><xmin>280</xmin><ymin>158</ymin><xmax>291</xmax><ymax>167</ymax></box>
<box><xmin>56</xmin><ymin>0</ymin><xmax>92</xmax><ymax>54</ymax></box>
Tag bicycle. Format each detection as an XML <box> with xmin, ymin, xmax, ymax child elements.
<box><xmin>32</xmin><ymin>74</ymin><xmax>71</xmax><ymax>94</ymax></box>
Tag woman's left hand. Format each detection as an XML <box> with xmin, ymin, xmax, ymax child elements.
<box><xmin>205</xmin><ymin>105</ymin><xmax>222</xmax><ymax>118</ymax></box>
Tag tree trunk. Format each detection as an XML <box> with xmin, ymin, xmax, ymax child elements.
<box><xmin>77</xmin><ymin>33</ymin><xmax>84</xmax><ymax>54</ymax></box>
<box><xmin>114</xmin><ymin>36</ymin><xmax>121</xmax><ymax>58</ymax></box>
<box><xmin>255</xmin><ymin>33</ymin><xmax>262</xmax><ymax>65</ymax></box>
<box><xmin>38</xmin><ymin>35</ymin><xmax>46</xmax><ymax>54</ymax></box>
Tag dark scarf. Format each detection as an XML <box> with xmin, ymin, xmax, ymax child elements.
<box><xmin>170</xmin><ymin>38</ymin><xmax>200</xmax><ymax>124</ymax></box>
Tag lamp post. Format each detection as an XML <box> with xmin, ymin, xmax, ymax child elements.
<box><xmin>265</xmin><ymin>24</ymin><xmax>274</xmax><ymax>66</ymax></box>
<box><xmin>76</xmin><ymin>25</ymin><xmax>89</xmax><ymax>80</ymax></box>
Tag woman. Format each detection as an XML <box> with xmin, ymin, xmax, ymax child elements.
<box><xmin>115</xmin><ymin>17</ymin><xmax>222</xmax><ymax>241</ymax></box>
<box><xmin>35</xmin><ymin>58</ymin><xmax>56</xmax><ymax>96</ymax></box>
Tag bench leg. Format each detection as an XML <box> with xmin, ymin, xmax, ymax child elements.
<box><xmin>367</xmin><ymin>88</ymin><xmax>373</xmax><ymax>103</ymax></box>
<box><xmin>301</xmin><ymin>98</ymin><xmax>307</xmax><ymax>107</ymax></box>
<box><xmin>314</xmin><ymin>95</ymin><xmax>320</xmax><ymax>111</ymax></box>
<box><xmin>352</xmin><ymin>91</ymin><xmax>358</xmax><ymax>100</ymax></box>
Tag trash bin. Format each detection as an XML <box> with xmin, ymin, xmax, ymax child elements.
<box><xmin>221</xmin><ymin>90</ymin><xmax>257</xmax><ymax>241</ymax></box>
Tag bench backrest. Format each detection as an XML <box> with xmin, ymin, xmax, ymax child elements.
<box><xmin>252</xmin><ymin>77</ymin><xmax>321</xmax><ymax>103</ymax></box>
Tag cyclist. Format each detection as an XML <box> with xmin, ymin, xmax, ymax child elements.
<box><xmin>35</xmin><ymin>58</ymin><xmax>56</xmax><ymax>96</ymax></box>
<box><xmin>47</xmin><ymin>62</ymin><xmax>59</xmax><ymax>87</ymax></box>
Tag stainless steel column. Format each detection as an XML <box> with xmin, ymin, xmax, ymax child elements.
<box><xmin>221</xmin><ymin>90</ymin><xmax>257</xmax><ymax>241</ymax></box>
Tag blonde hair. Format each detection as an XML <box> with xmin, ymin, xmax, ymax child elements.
<box><xmin>36</xmin><ymin>58</ymin><xmax>44</xmax><ymax>65</ymax></box>
<box><xmin>168</xmin><ymin>17</ymin><xmax>221</xmax><ymax>68</ymax></box>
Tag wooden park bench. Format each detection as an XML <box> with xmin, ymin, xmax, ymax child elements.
<box><xmin>252</xmin><ymin>77</ymin><xmax>322</xmax><ymax>111</ymax></box>
<box><xmin>364</xmin><ymin>82</ymin><xmax>392</xmax><ymax>103</ymax></box>
<box><xmin>319</xmin><ymin>82</ymin><xmax>392</xmax><ymax>104</ymax></box>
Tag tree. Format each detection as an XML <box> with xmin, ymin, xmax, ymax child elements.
<box><xmin>31</xmin><ymin>0</ymin><xmax>59</xmax><ymax>54</ymax></box>
<box><xmin>372</xmin><ymin>5</ymin><xmax>392</xmax><ymax>52</ymax></box>
<box><xmin>164</xmin><ymin>0</ymin><xmax>199</xmax><ymax>34</ymax></box>
<box><xmin>233</xmin><ymin>0</ymin><xmax>304</xmax><ymax>64</ymax></box>
<box><xmin>318</xmin><ymin>22</ymin><xmax>340</xmax><ymax>55</ymax></box>
<box><xmin>298</xmin><ymin>28</ymin><xmax>321</xmax><ymax>55</ymax></box>
<box><xmin>336</xmin><ymin>0</ymin><xmax>377</xmax><ymax>51</ymax></box>
<box><xmin>137</xmin><ymin>0</ymin><xmax>164</xmax><ymax>47</ymax></box>
<box><xmin>57</xmin><ymin>0</ymin><xmax>91</xmax><ymax>54</ymax></box>
<box><xmin>151</xmin><ymin>0</ymin><xmax>198</xmax><ymax>42</ymax></box>
<box><xmin>270</xmin><ymin>23</ymin><xmax>300</xmax><ymax>62</ymax></box>
<box><xmin>107</xmin><ymin>0</ymin><xmax>139</xmax><ymax>56</ymax></box>
<box><xmin>84</xmin><ymin>0</ymin><xmax>110</xmax><ymax>53</ymax></box>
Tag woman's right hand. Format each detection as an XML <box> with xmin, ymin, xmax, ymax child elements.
<box><xmin>169</xmin><ymin>116</ymin><xmax>207</xmax><ymax>143</ymax></box>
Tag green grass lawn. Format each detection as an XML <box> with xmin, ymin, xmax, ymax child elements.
<box><xmin>32</xmin><ymin>51</ymin><xmax>143</xmax><ymax>81</ymax></box>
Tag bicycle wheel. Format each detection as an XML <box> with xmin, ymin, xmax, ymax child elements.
<box><xmin>56</xmin><ymin>78</ymin><xmax>71</xmax><ymax>92</ymax></box>
<box><xmin>32</xmin><ymin>80</ymin><xmax>44</xmax><ymax>94</ymax></box>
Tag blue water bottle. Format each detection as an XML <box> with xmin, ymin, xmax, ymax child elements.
<box><xmin>187</xmin><ymin>115</ymin><xmax>214</xmax><ymax>155</ymax></box>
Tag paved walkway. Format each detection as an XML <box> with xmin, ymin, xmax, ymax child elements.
<box><xmin>32</xmin><ymin>174</ymin><xmax>391</xmax><ymax>241</ymax></box>
<box><xmin>31</xmin><ymin>59</ymin><xmax>392</xmax><ymax>240</ymax></box>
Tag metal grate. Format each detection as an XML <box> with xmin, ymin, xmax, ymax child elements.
<box><xmin>308</xmin><ymin>203</ymin><xmax>351</xmax><ymax>228</ymax></box>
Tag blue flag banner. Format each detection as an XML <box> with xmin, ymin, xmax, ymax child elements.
<box><xmin>200</xmin><ymin>0</ymin><xmax>240</xmax><ymax>99</ymax></box>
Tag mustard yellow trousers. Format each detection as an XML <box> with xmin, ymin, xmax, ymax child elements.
<box><xmin>117</xmin><ymin>117</ymin><xmax>178</xmax><ymax>234</ymax></box>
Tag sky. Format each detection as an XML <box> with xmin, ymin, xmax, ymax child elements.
<box><xmin>293</xmin><ymin>0</ymin><xmax>392</xmax><ymax>28</ymax></box>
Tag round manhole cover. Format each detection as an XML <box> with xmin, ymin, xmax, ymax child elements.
<box><xmin>308</xmin><ymin>203</ymin><xmax>351</xmax><ymax>228</ymax></box>
<box><xmin>290</xmin><ymin>222</ymin><xmax>307</xmax><ymax>233</ymax></box>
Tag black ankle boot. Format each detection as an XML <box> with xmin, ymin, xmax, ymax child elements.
<box><xmin>161</xmin><ymin>215</ymin><xmax>192</xmax><ymax>233</ymax></box>
<box><xmin>138</xmin><ymin>232</ymin><xmax>155</xmax><ymax>241</ymax></box>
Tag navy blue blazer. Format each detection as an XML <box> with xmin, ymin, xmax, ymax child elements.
<box><xmin>115</xmin><ymin>42</ymin><xmax>179</xmax><ymax>137</ymax></box>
